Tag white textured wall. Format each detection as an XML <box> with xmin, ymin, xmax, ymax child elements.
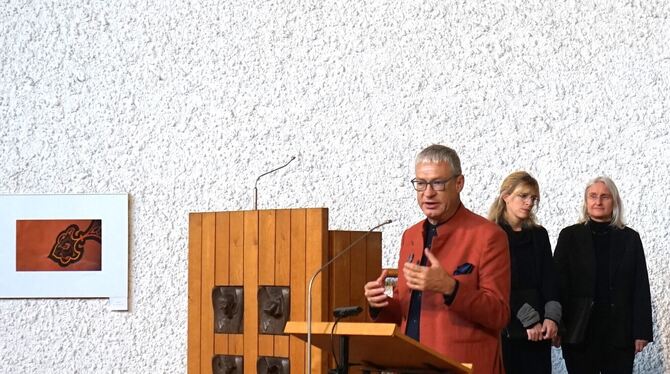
<box><xmin>1</xmin><ymin>0</ymin><xmax>669</xmax><ymax>372</ymax></box>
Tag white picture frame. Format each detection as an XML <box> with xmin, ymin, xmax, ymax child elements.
<box><xmin>0</xmin><ymin>194</ymin><xmax>129</xmax><ymax>310</ymax></box>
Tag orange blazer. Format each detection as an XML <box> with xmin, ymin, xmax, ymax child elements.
<box><xmin>376</xmin><ymin>205</ymin><xmax>511</xmax><ymax>374</ymax></box>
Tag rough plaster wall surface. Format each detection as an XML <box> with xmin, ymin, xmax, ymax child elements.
<box><xmin>1</xmin><ymin>0</ymin><xmax>669</xmax><ymax>372</ymax></box>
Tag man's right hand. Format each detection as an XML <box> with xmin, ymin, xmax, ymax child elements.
<box><xmin>364</xmin><ymin>270</ymin><xmax>389</xmax><ymax>308</ymax></box>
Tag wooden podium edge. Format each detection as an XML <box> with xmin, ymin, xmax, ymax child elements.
<box><xmin>284</xmin><ymin>321</ymin><xmax>472</xmax><ymax>373</ymax></box>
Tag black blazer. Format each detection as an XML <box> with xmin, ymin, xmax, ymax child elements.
<box><xmin>553</xmin><ymin>223</ymin><xmax>653</xmax><ymax>347</ymax></box>
<box><xmin>501</xmin><ymin>225</ymin><xmax>560</xmax><ymax>339</ymax></box>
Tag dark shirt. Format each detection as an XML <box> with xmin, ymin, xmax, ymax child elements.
<box><xmin>405</xmin><ymin>221</ymin><xmax>438</xmax><ymax>341</ymax></box>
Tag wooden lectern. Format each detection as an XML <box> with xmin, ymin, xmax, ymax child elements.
<box><xmin>188</xmin><ymin>208</ymin><xmax>383</xmax><ymax>374</ymax></box>
<box><xmin>285</xmin><ymin>321</ymin><xmax>472</xmax><ymax>373</ymax></box>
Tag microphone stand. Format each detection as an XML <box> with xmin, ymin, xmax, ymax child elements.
<box><xmin>253</xmin><ymin>156</ymin><xmax>296</xmax><ymax>210</ymax></box>
<box><xmin>306</xmin><ymin>219</ymin><xmax>393</xmax><ymax>373</ymax></box>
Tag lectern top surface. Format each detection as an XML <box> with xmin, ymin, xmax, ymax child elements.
<box><xmin>284</xmin><ymin>321</ymin><xmax>472</xmax><ymax>373</ymax></box>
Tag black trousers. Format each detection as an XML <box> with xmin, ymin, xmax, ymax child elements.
<box><xmin>501</xmin><ymin>336</ymin><xmax>552</xmax><ymax>374</ymax></box>
<box><xmin>562</xmin><ymin>306</ymin><xmax>635</xmax><ymax>374</ymax></box>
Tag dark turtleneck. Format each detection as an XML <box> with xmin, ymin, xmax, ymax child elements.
<box><xmin>500</xmin><ymin>223</ymin><xmax>537</xmax><ymax>290</ymax></box>
<box><xmin>588</xmin><ymin>220</ymin><xmax>613</xmax><ymax>305</ymax></box>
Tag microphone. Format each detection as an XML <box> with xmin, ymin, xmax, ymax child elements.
<box><xmin>333</xmin><ymin>306</ymin><xmax>363</xmax><ymax>319</ymax></box>
<box><xmin>306</xmin><ymin>219</ymin><xmax>393</xmax><ymax>373</ymax></box>
<box><xmin>253</xmin><ymin>156</ymin><xmax>296</xmax><ymax>210</ymax></box>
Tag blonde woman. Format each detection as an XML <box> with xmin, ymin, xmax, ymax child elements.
<box><xmin>488</xmin><ymin>171</ymin><xmax>560</xmax><ymax>374</ymax></box>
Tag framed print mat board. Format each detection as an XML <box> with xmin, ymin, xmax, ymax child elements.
<box><xmin>0</xmin><ymin>194</ymin><xmax>129</xmax><ymax>310</ymax></box>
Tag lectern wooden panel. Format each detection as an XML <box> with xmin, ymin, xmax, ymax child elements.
<box><xmin>188</xmin><ymin>208</ymin><xmax>382</xmax><ymax>374</ymax></box>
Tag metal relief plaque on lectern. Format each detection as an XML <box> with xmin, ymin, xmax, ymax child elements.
<box><xmin>257</xmin><ymin>356</ymin><xmax>289</xmax><ymax>374</ymax></box>
<box><xmin>212</xmin><ymin>355</ymin><xmax>243</xmax><ymax>374</ymax></box>
<box><xmin>258</xmin><ymin>286</ymin><xmax>290</xmax><ymax>335</ymax></box>
<box><xmin>213</xmin><ymin>286</ymin><xmax>243</xmax><ymax>333</ymax></box>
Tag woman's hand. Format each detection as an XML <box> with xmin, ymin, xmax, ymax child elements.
<box><xmin>526</xmin><ymin>323</ymin><xmax>543</xmax><ymax>341</ymax></box>
<box><xmin>635</xmin><ymin>339</ymin><xmax>649</xmax><ymax>354</ymax></box>
<box><xmin>541</xmin><ymin>319</ymin><xmax>558</xmax><ymax>340</ymax></box>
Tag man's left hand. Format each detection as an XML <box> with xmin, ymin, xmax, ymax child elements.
<box><xmin>403</xmin><ymin>249</ymin><xmax>456</xmax><ymax>294</ymax></box>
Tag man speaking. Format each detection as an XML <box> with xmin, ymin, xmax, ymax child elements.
<box><xmin>364</xmin><ymin>144</ymin><xmax>511</xmax><ymax>373</ymax></box>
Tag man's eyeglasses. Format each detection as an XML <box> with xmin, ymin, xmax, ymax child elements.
<box><xmin>411</xmin><ymin>175</ymin><xmax>459</xmax><ymax>191</ymax></box>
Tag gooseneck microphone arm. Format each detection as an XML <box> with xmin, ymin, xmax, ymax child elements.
<box><xmin>253</xmin><ymin>156</ymin><xmax>296</xmax><ymax>210</ymax></box>
<box><xmin>306</xmin><ymin>219</ymin><xmax>393</xmax><ymax>373</ymax></box>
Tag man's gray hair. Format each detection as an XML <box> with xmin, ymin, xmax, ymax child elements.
<box><xmin>415</xmin><ymin>144</ymin><xmax>462</xmax><ymax>176</ymax></box>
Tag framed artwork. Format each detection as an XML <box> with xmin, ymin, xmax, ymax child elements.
<box><xmin>0</xmin><ymin>194</ymin><xmax>129</xmax><ymax>310</ymax></box>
